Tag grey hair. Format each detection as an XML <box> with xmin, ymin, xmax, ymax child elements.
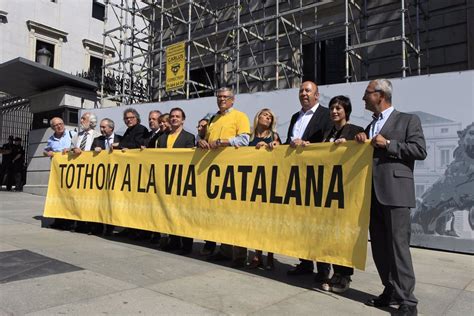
<box><xmin>88</xmin><ymin>112</ymin><xmax>98</xmax><ymax>128</ymax></box>
<box><xmin>101</xmin><ymin>118</ymin><xmax>115</xmax><ymax>130</ymax></box>
<box><xmin>216</xmin><ymin>87</ymin><xmax>234</xmax><ymax>97</ymax></box>
<box><xmin>373</xmin><ymin>79</ymin><xmax>393</xmax><ymax>103</ymax></box>
<box><xmin>123</xmin><ymin>108</ymin><xmax>141</xmax><ymax>124</ymax></box>
<box><xmin>49</xmin><ymin>117</ymin><xmax>64</xmax><ymax>127</ymax></box>
<box><xmin>149</xmin><ymin>110</ymin><xmax>162</xmax><ymax>116</ymax></box>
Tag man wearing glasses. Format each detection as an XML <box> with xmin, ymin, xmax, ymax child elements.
<box><xmin>197</xmin><ymin>87</ymin><xmax>251</xmax><ymax>267</ymax></box>
<box><xmin>43</xmin><ymin>117</ymin><xmax>76</xmax><ymax>230</ymax></box>
<box><xmin>119</xmin><ymin>108</ymin><xmax>149</xmax><ymax>149</ymax></box>
<box><xmin>355</xmin><ymin>79</ymin><xmax>426</xmax><ymax>316</ymax></box>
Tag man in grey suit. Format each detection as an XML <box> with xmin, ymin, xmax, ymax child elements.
<box><xmin>355</xmin><ymin>79</ymin><xmax>426</xmax><ymax>316</ymax></box>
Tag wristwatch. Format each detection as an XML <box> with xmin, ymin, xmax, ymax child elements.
<box><xmin>216</xmin><ymin>139</ymin><xmax>221</xmax><ymax>146</ymax></box>
<box><xmin>386</xmin><ymin>139</ymin><xmax>391</xmax><ymax>147</ymax></box>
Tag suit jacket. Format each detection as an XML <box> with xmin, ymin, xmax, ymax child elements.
<box><xmin>91</xmin><ymin>134</ymin><xmax>123</xmax><ymax>150</ymax></box>
<box><xmin>365</xmin><ymin>110</ymin><xmax>427</xmax><ymax>208</ymax></box>
<box><xmin>119</xmin><ymin>124</ymin><xmax>149</xmax><ymax>149</ymax></box>
<box><xmin>285</xmin><ymin>105</ymin><xmax>333</xmax><ymax>144</ymax></box>
<box><xmin>323</xmin><ymin>123</ymin><xmax>364</xmax><ymax>142</ymax></box>
<box><xmin>157</xmin><ymin>130</ymin><xmax>195</xmax><ymax>149</ymax></box>
<box><xmin>146</xmin><ymin>130</ymin><xmax>164</xmax><ymax>148</ymax></box>
<box><xmin>71</xmin><ymin>130</ymin><xmax>101</xmax><ymax>150</ymax></box>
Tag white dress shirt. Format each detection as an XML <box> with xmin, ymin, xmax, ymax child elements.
<box><xmin>291</xmin><ymin>103</ymin><xmax>320</xmax><ymax>141</ymax></box>
<box><xmin>369</xmin><ymin>106</ymin><xmax>395</xmax><ymax>138</ymax></box>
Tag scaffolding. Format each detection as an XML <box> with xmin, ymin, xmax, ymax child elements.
<box><xmin>102</xmin><ymin>0</ymin><xmax>427</xmax><ymax>105</ymax></box>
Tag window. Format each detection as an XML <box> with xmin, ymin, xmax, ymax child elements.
<box><xmin>92</xmin><ymin>1</ymin><xmax>105</xmax><ymax>21</ymax></box>
<box><xmin>89</xmin><ymin>56</ymin><xmax>103</xmax><ymax>79</ymax></box>
<box><xmin>35</xmin><ymin>40</ymin><xmax>55</xmax><ymax>67</ymax></box>
<box><xmin>27</xmin><ymin>21</ymin><xmax>68</xmax><ymax>69</ymax></box>
<box><xmin>440</xmin><ymin>149</ymin><xmax>450</xmax><ymax>167</ymax></box>
<box><xmin>441</xmin><ymin>128</ymin><xmax>448</xmax><ymax>133</ymax></box>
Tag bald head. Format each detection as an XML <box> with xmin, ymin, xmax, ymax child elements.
<box><xmin>299</xmin><ymin>81</ymin><xmax>319</xmax><ymax>112</ymax></box>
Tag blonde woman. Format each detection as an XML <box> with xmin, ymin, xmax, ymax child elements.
<box><xmin>248</xmin><ymin>108</ymin><xmax>280</xmax><ymax>270</ymax></box>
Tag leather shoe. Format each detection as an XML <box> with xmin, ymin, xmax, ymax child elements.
<box><xmin>396</xmin><ymin>304</ymin><xmax>417</xmax><ymax>316</ymax></box>
<box><xmin>287</xmin><ymin>264</ymin><xmax>313</xmax><ymax>276</ymax></box>
<box><xmin>365</xmin><ymin>293</ymin><xmax>397</xmax><ymax>307</ymax></box>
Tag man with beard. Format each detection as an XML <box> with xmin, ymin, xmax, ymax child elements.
<box><xmin>119</xmin><ymin>108</ymin><xmax>149</xmax><ymax>149</ymax></box>
<box><xmin>67</xmin><ymin>112</ymin><xmax>101</xmax><ymax>234</ymax></box>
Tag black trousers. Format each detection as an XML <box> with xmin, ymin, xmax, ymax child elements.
<box><xmin>370</xmin><ymin>193</ymin><xmax>418</xmax><ymax>306</ymax></box>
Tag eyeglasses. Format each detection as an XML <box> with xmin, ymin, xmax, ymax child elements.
<box><xmin>217</xmin><ymin>95</ymin><xmax>233</xmax><ymax>100</ymax></box>
<box><xmin>124</xmin><ymin>116</ymin><xmax>136</xmax><ymax>120</ymax></box>
<box><xmin>364</xmin><ymin>90</ymin><xmax>382</xmax><ymax>95</ymax></box>
<box><xmin>51</xmin><ymin>123</ymin><xmax>64</xmax><ymax>127</ymax></box>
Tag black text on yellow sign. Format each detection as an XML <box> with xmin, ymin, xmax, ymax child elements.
<box><xmin>165</xmin><ymin>41</ymin><xmax>186</xmax><ymax>91</ymax></box>
<box><xmin>44</xmin><ymin>143</ymin><xmax>373</xmax><ymax>270</ymax></box>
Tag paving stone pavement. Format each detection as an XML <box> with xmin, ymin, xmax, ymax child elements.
<box><xmin>0</xmin><ymin>192</ymin><xmax>472</xmax><ymax>315</ymax></box>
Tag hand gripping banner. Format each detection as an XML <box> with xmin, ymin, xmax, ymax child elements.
<box><xmin>44</xmin><ymin>142</ymin><xmax>373</xmax><ymax>269</ymax></box>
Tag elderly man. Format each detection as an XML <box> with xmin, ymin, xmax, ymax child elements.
<box><xmin>198</xmin><ymin>87</ymin><xmax>251</xmax><ymax>267</ymax></box>
<box><xmin>145</xmin><ymin>110</ymin><xmax>163</xmax><ymax>148</ymax></box>
<box><xmin>355</xmin><ymin>79</ymin><xmax>426</xmax><ymax>316</ymax></box>
<box><xmin>157</xmin><ymin>107</ymin><xmax>195</xmax><ymax>254</ymax></box>
<box><xmin>92</xmin><ymin>118</ymin><xmax>122</xmax><ymax>152</ymax></box>
<box><xmin>43</xmin><ymin>117</ymin><xmax>76</xmax><ymax>158</ymax></box>
<box><xmin>43</xmin><ymin>117</ymin><xmax>76</xmax><ymax>230</ymax></box>
<box><xmin>91</xmin><ymin>118</ymin><xmax>122</xmax><ymax>235</ymax></box>
<box><xmin>66</xmin><ymin>112</ymin><xmax>101</xmax><ymax>233</ymax></box>
<box><xmin>285</xmin><ymin>81</ymin><xmax>333</xmax><ymax>282</ymax></box>
<box><xmin>67</xmin><ymin>112</ymin><xmax>101</xmax><ymax>155</ymax></box>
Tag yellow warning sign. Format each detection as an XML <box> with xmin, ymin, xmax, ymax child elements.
<box><xmin>166</xmin><ymin>41</ymin><xmax>186</xmax><ymax>91</ymax></box>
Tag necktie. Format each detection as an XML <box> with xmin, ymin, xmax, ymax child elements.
<box><xmin>79</xmin><ymin>132</ymin><xmax>88</xmax><ymax>150</ymax></box>
<box><xmin>107</xmin><ymin>137</ymin><xmax>112</xmax><ymax>149</ymax></box>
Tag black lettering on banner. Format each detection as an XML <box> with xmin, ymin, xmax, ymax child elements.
<box><xmin>59</xmin><ymin>164</ymin><xmax>67</xmax><ymax>188</ymax></box>
<box><xmin>250</xmin><ymin>166</ymin><xmax>267</xmax><ymax>202</ymax></box>
<box><xmin>96</xmin><ymin>163</ymin><xmax>105</xmax><ymax>190</ymax></box>
<box><xmin>106</xmin><ymin>164</ymin><xmax>118</xmax><ymax>190</ymax></box>
<box><xmin>237</xmin><ymin>165</ymin><xmax>252</xmax><ymax>201</ymax></box>
<box><xmin>220</xmin><ymin>166</ymin><xmax>236</xmax><ymax>200</ymax></box>
<box><xmin>182</xmin><ymin>165</ymin><xmax>196</xmax><ymax>197</ymax></box>
<box><xmin>84</xmin><ymin>164</ymin><xmax>94</xmax><ymax>189</ymax></box>
<box><xmin>147</xmin><ymin>164</ymin><xmax>157</xmax><ymax>193</ymax></box>
<box><xmin>121</xmin><ymin>164</ymin><xmax>131</xmax><ymax>192</ymax></box>
<box><xmin>269</xmin><ymin>166</ymin><xmax>283</xmax><ymax>204</ymax></box>
<box><xmin>137</xmin><ymin>164</ymin><xmax>146</xmax><ymax>193</ymax></box>
<box><xmin>305</xmin><ymin>165</ymin><xmax>324</xmax><ymax>207</ymax></box>
<box><xmin>176</xmin><ymin>164</ymin><xmax>183</xmax><ymax>196</ymax></box>
<box><xmin>76</xmin><ymin>164</ymin><xmax>85</xmax><ymax>189</ymax></box>
<box><xmin>164</xmin><ymin>164</ymin><xmax>177</xmax><ymax>195</ymax></box>
<box><xmin>284</xmin><ymin>166</ymin><xmax>302</xmax><ymax>205</ymax></box>
<box><xmin>66</xmin><ymin>164</ymin><xmax>75</xmax><ymax>189</ymax></box>
<box><xmin>324</xmin><ymin>165</ymin><xmax>344</xmax><ymax>209</ymax></box>
<box><xmin>206</xmin><ymin>164</ymin><xmax>220</xmax><ymax>199</ymax></box>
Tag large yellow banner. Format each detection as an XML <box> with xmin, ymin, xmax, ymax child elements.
<box><xmin>44</xmin><ymin>142</ymin><xmax>373</xmax><ymax>269</ymax></box>
<box><xmin>165</xmin><ymin>41</ymin><xmax>186</xmax><ymax>91</ymax></box>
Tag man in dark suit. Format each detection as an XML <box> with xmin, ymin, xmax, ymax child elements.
<box><xmin>91</xmin><ymin>118</ymin><xmax>122</xmax><ymax>235</ymax></box>
<box><xmin>157</xmin><ymin>107</ymin><xmax>195</xmax><ymax>255</ymax></box>
<box><xmin>285</xmin><ymin>81</ymin><xmax>333</xmax><ymax>282</ymax></box>
<box><xmin>92</xmin><ymin>118</ymin><xmax>122</xmax><ymax>152</ymax></box>
<box><xmin>355</xmin><ymin>79</ymin><xmax>426</xmax><ymax>316</ymax></box>
<box><xmin>146</xmin><ymin>110</ymin><xmax>162</xmax><ymax>148</ymax></box>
